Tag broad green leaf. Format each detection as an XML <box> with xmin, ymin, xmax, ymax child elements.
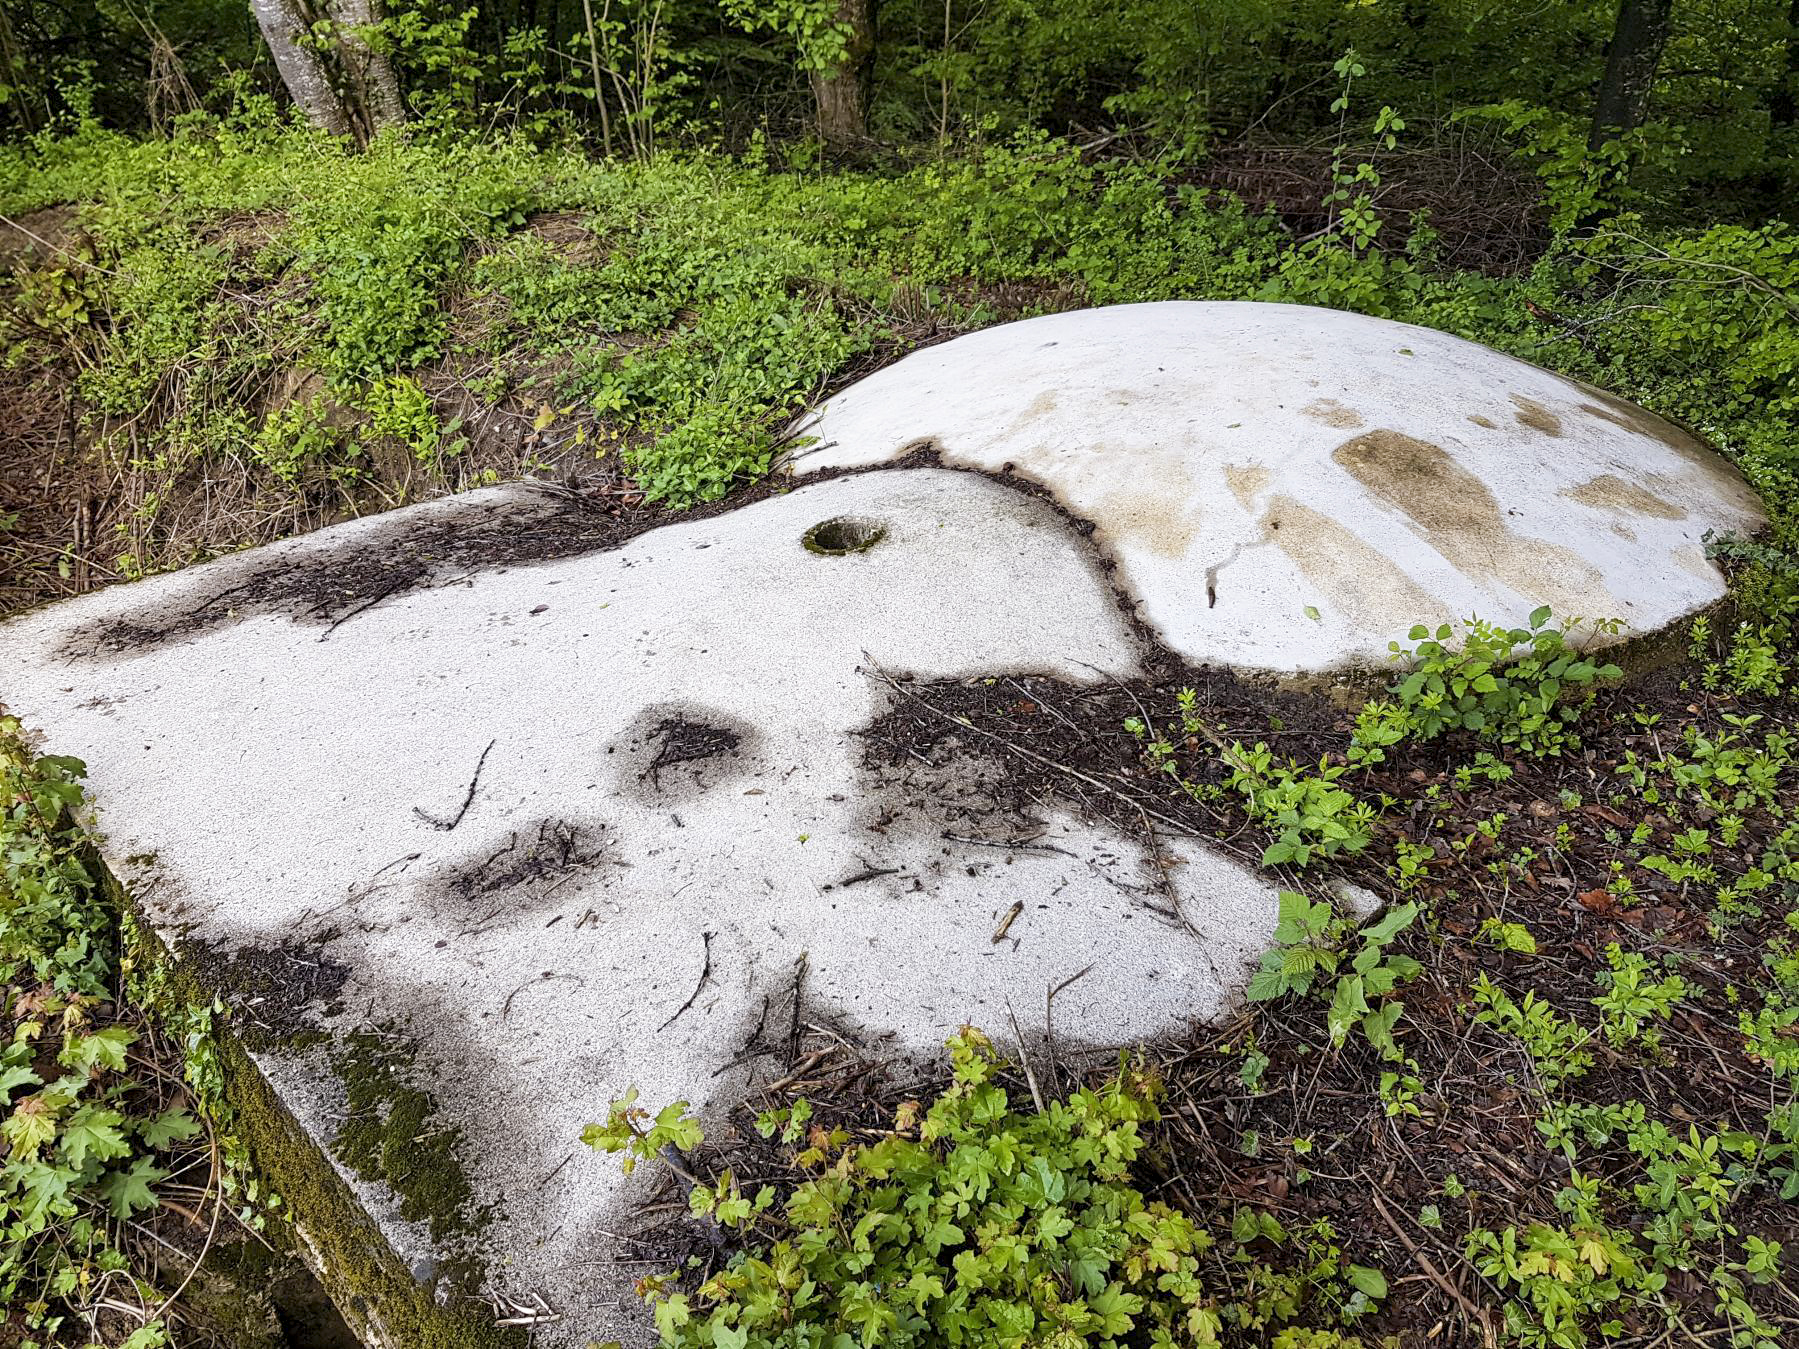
<box><xmin>0</xmin><ymin>1063</ymin><xmax>42</xmax><ymax>1099</ymax></box>
<box><xmin>1362</xmin><ymin>902</ymin><xmax>1419</xmax><ymax>944</ymax></box>
<box><xmin>1328</xmin><ymin>975</ymin><xmax>1368</xmax><ymax>1047</ymax></box>
<box><xmin>61</xmin><ymin>1025</ymin><xmax>135</xmax><ymax>1075</ymax></box>
<box><xmin>139</xmin><ymin>1106</ymin><xmax>202</xmax><ymax>1150</ymax></box>
<box><xmin>99</xmin><ymin>1156</ymin><xmax>167</xmax><ymax>1217</ymax></box>
<box><xmin>1348</xmin><ymin>1262</ymin><xmax>1389</xmax><ymax>1298</ymax></box>
<box><xmin>60</xmin><ymin>1106</ymin><xmax>131</xmax><ymax>1170</ymax></box>
<box><xmin>4</xmin><ymin>1098</ymin><xmax>59</xmax><ymax>1158</ymax></box>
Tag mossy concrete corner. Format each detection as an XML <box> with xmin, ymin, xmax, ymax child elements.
<box><xmin>110</xmin><ymin>864</ymin><xmax>521</xmax><ymax>1349</ymax></box>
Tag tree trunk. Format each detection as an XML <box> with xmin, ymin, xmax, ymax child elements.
<box><xmin>1773</xmin><ymin>0</ymin><xmax>1799</xmax><ymax>127</ymax></box>
<box><xmin>0</xmin><ymin>6</ymin><xmax>33</xmax><ymax>134</ymax></box>
<box><xmin>1588</xmin><ymin>0</ymin><xmax>1674</xmax><ymax>151</ymax></box>
<box><xmin>326</xmin><ymin>0</ymin><xmax>405</xmax><ymax>130</ymax></box>
<box><xmin>811</xmin><ymin>0</ymin><xmax>876</xmax><ymax>148</ymax></box>
<box><xmin>249</xmin><ymin>0</ymin><xmax>353</xmax><ymax>135</ymax></box>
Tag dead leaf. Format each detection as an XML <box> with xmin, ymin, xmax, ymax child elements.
<box><xmin>1576</xmin><ymin>888</ymin><xmax>1613</xmax><ymax>913</ymax></box>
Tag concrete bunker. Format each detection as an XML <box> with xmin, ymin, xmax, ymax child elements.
<box><xmin>0</xmin><ymin>301</ymin><xmax>1767</xmax><ymax>1347</ymax></box>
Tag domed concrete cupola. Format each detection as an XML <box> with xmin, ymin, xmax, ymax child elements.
<box><xmin>791</xmin><ymin>301</ymin><xmax>1765</xmax><ymax>672</ymax></box>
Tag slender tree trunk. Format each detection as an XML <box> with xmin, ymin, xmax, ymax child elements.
<box><xmin>326</xmin><ymin>0</ymin><xmax>405</xmax><ymax>130</ymax></box>
<box><xmin>1773</xmin><ymin>0</ymin><xmax>1799</xmax><ymax>127</ymax></box>
<box><xmin>249</xmin><ymin>0</ymin><xmax>353</xmax><ymax>135</ymax></box>
<box><xmin>1588</xmin><ymin>0</ymin><xmax>1674</xmax><ymax>151</ymax></box>
<box><xmin>811</xmin><ymin>0</ymin><xmax>876</xmax><ymax>148</ymax></box>
<box><xmin>0</xmin><ymin>6</ymin><xmax>33</xmax><ymax>133</ymax></box>
<box><xmin>581</xmin><ymin>0</ymin><xmax>614</xmax><ymax>156</ymax></box>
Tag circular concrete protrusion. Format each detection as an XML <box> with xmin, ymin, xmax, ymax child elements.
<box><xmin>791</xmin><ymin>301</ymin><xmax>1766</xmax><ymax>672</ymax></box>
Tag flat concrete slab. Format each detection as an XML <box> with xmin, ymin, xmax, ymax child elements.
<box><xmin>0</xmin><ymin>468</ymin><xmax>1290</xmax><ymax>1346</ymax></box>
<box><xmin>792</xmin><ymin>301</ymin><xmax>1765</xmax><ymax>671</ymax></box>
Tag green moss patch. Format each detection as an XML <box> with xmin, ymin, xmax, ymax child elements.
<box><xmin>328</xmin><ymin>1028</ymin><xmax>494</xmax><ymax>1264</ymax></box>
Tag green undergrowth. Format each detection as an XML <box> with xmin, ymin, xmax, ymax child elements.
<box><xmin>1</xmin><ymin>104</ymin><xmax>1796</xmax><ymax>592</ymax></box>
<box><xmin>0</xmin><ymin>720</ymin><xmax>210</xmax><ymax>1345</ymax></box>
<box><xmin>588</xmin><ymin>1029</ymin><xmax>1395</xmax><ymax>1349</ymax></box>
<box><xmin>589</xmin><ymin>619</ymin><xmax>1799</xmax><ymax>1347</ymax></box>
<box><xmin>1129</xmin><ymin>608</ymin><xmax>1625</xmax><ymax>870</ymax></box>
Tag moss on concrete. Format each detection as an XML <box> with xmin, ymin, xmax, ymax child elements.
<box><xmin>100</xmin><ymin>860</ymin><xmax>525</xmax><ymax>1349</ymax></box>
<box><xmin>327</xmin><ymin>1026</ymin><xmax>495</xmax><ymax>1290</ymax></box>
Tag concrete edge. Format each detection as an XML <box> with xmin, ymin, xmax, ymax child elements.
<box><xmin>102</xmin><ymin>859</ymin><xmax>528</xmax><ymax>1349</ymax></box>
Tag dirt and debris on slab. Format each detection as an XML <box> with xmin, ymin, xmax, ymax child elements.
<box><xmin>605</xmin><ymin>652</ymin><xmax>1799</xmax><ymax>1347</ymax></box>
<box><xmin>182</xmin><ymin>937</ymin><xmax>354</xmax><ymax>1052</ymax></box>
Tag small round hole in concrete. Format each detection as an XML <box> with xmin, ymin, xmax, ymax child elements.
<box><xmin>803</xmin><ymin>516</ymin><xmax>887</xmax><ymax>555</ymax></box>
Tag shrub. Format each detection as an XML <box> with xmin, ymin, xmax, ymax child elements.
<box><xmin>585</xmin><ymin>1029</ymin><xmax>1393</xmax><ymax>1348</ymax></box>
<box><xmin>1386</xmin><ymin>608</ymin><xmax>1622</xmax><ymax>756</ymax></box>
<box><xmin>0</xmin><ymin>719</ymin><xmax>197</xmax><ymax>1339</ymax></box>
<box><xmin>588</xmin><ymin>1029</ymin><xmax>1224</xmax><ymax>1346</ymax></box>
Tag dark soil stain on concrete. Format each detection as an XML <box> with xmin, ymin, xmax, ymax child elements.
<box><xmin>611</xmin><ymin>704</ymin><xmax>756</xmax><ymax>800</ymax></box>
<box><xmin>185</xmin><ymin>936</ymin><xmax>352</xmax><ymax>1051</ymax></box>
<box><xmin>645</xmin><ymin>717</ymin><xmax>743</xmax><ymax>785</ymax></box>
<box><xmin>61</xmin><ymin>491</ymin><xmax>625</xmax><ymax>660</ymax></box>
<box><xmin>862</xmin><ymin>663</ymin><xmax>1342</xmax><ymax>858</ymax></box>
<box><xmin>437</xmin><ymin>818</ymin><xmax>610</xmax><ymax>921</ymax></box>
<box><xmin>56</xmin><ymin>473</ymin><xmax>816</xmax><ymax>662</ymax></box>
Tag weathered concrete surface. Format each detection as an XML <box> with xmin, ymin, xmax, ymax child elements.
<box><xmin>3</xmin><ymin>301</ymin><xmax>1766</xmax><ymax>1344</ymax></box>
<box><xmin>0</xmin><ymin>469</ymin><xmax>1291</xmax><ymax>1346</ymax></box>
<box><xmin>791</xmin><ymin>301</ymin><xmax>1766</xmax><ymax>671</ymax></box>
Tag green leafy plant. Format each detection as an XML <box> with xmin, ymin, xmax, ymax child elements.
<box><xmin>1387</xmin><ymin>609</ymin><xmax>1622</xmax><ymax>756</ymax></box>
<box><xmin>592</xmin><ymin>1030</ymin><xmax>1229</xmax><ymax>1346</ymax></box>
<box><xmin>1247</xmin><ymin>894</ymin><xmax>1421</xmax><ymax>1059</ymax></box>
<box><xmin>587</xmin><ymin>1030</ymin><xmax>1396</xmax><ymax>1347</ymax></box>
<box><xmin>1319</xmin><ymin>48</ymin><xmax>1405</xmax><ymax>256</ymax></box>
<box><xmin>1</xmin><ymin>718</ymin><xmax>200</xmax><ymax>1339</ymax></box>
<box><xmin>1464</xmin><ymin>1220</ymin><xmax>1648</xmax><ymax>1349</ymax></box>
<box><xmin>1477</xmin><ymin>918</ymin><xmax>1538</xmax><ymax>956</ymax></box>
<box><xmin>1470</xmin><ymin>974</ymin><xmax>1594</xmax><ymax>1089</ymax></box>
<box><xmin>1220</xmin><ymin>743</ymin><xmax>1376</xmax><ymax>867</ymax></box>
<box><xmin>1592</xmin><ymin>946</ymin><xmax>1687</xmax><ymax>1050</ymax></box>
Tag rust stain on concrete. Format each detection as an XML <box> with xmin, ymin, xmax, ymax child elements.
<box><xmin>1301</xmin><ymin>399</ymin><xmax>1364</xmax><ymax>429</ymax></box>
<box><xmin>1574</xmin><ymin>384</ymin><xmax>1764</xmax><ymax>517</ymax></box>
<box><xmin>1095</xmin><ymin>454</ymin><xmax>1202</xmax><ymax>559</ymax></box>
<box><xmin>998</xmin><ymin>390</ymin><xmax>1061</xmax><ymax>443</ymax></box>
<box><xmin>1563</xmin><ymin>473</ymin><xmax>1687</xmax><ymax>520</ymax></box>
<box><xmin>1673</xmin><ymin>544</ymin><xmax>1716</xmax><ymax>581</ymax></box>
<box><xmin>1225</xmin><ymin>464</ymin><xmax>1271</xmax><ymax>510</ymax></box>
<box><xmin>1332</xmin><ymin>429</ymin><xmax>1616</xmax><ymax>618</ymax></box>
<box><xmin>1510</xmin><ymin>395</ymin><xmax>1563</xmax><ymax>437</ymax></box>
<box><xmin>1260</xmin><ymin>494</ymin><xmax>1442</xmax><ymax>634</ymax></box>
